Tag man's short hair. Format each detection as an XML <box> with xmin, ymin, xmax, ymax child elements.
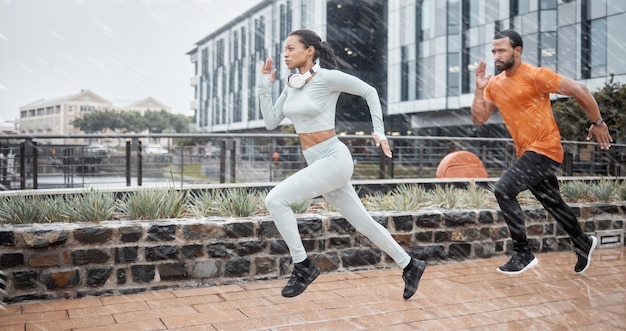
<box><xmin>494</xmin><ymin>30</ymin><xmax>524</xmax><ymax>49</ymax></box>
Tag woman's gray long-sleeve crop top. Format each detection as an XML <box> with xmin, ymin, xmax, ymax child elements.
<box><xmin>258</xmin><ymin>68</ymin><xmax>385</xmax><ymax>137</ymax></box>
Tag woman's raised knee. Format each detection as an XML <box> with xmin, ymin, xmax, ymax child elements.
<box><xmin>265</xmin><ymin>191</ymin><xmax>291</xmax><ymax>213</ymax></box>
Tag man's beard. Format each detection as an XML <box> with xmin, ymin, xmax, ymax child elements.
<box><xmin>495</xmin><ymin>57</ymin><xmax>515</xmax><ymax>74</ymax></box>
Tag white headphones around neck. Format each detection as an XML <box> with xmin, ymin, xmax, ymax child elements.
<box><xmin>286</xmin><ymin>62</ymin><xmax>320</xmax><ymax>88</ymax></box>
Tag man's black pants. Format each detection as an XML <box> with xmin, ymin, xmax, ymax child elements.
<box><xmin>493</xmin><ymin>151</ymin><xmax>587</xmax><ymax>253</ymax></box>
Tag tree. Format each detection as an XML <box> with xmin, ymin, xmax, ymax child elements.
<box><xmin>144</xmin><ymin>110</ymin><xmax>171</xmax><ymax>133</ymax></box>
<box><xmin>553</xmin><ymin>75</ymin><xmax>626</xmax><ymax>143</ymax></box>
<box><xmin>73</xmin><ymin>110</ymin><xmax>120</xmax><ymax>133</ymax></box>
<box><xmin>169</xmin><ymin>113</ymin><xmax>191</xmax><ymax>133</ymax></box>
<box><xmin>117</xmin><ymin>111</ymin><xmax>145</xmax><ymax>133</ymax></box>
<box><xmin>74</xmin><ymin>109</ymin><xmax>191</xmax><ymax>134</ymax></box>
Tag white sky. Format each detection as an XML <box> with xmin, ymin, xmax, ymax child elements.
<box><xmin>0</xmin><ymin>0</ymin><xmax>263</xmax><ymax>122</ymax></box>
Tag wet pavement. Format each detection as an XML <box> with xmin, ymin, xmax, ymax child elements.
<box><xmin>1</xmin><ymin>247</ymin><xmax>624</xmax><ymax>330</ymax></box>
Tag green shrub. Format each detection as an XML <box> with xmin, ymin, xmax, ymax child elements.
<box><xmin>0</xmin><ymin>195</ymin><xmax>54</xmax><ymax>224</ymax></box>
<box><xmin>362</xmin><ymin>184</ymin><xmax>427</xmax><ymax>211</ymax></box>
<box><xmin>592</xmin><ymin>178</ymin><xmax>616</xmax><ymax>202</ymax></box>
<box><xmin>291</xmin><ymin>199</ymin><xmax>313</xmax><ymax>214</ymax></box>
<box><xmin>61</xmin><ymin>190</ymin><xmax>117</xmax><ymax>223</ymax></box>
<box><xmin>428</xmin><ymin>185</ymin><xmax>460</xmax><ymax>209</ymax></box>
<box><xmin>188</xmin><ymin>189</ymin><xmax>225</xmax><ymax>217</ymax></box>
<box><xmin>220</xmin><ymin>187</ymin><xmax>262</xmax><ymax>217</ymax></box>
<box><xmin>560</xmin><ymin>180</ymin><xmax>591</xmax><ymax>202</ymax></box>
<box><xmin>118</xmin><ymin>188</ymin><xmax>187</xmax><ymax>220</ymax></box>
<box><xmin>362</xmin><ymin>191</ymin><xmax>396</xmax><ymax>211</ymax></box>
<box><xmin>617</xmin><ymin>180</ymin><xmax>626</xmax><ymax>200</ymax></box>
<box><xmin>460</xmin><ymin>182</ymin><xmax>495</xmax><ymax>208</ymax></box>
<box><xmin>516</xmin><ymin>189</ymin><xmax>539</xmax><ymax>205</ymax></box>
<box><xmin>390</xmin><ymin>184</ymin><xmax>427</xmax><ymax>210</ymax></box>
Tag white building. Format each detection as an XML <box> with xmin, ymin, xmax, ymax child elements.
<box><xmin>0</xmin><ymin>118</ymin><xmax>17</xmax><ymax>135</ymax></box>
<box><xmin>18</xmin><ymin>90</ymin><xmax>170</xmax><ymax>145</ymax></box>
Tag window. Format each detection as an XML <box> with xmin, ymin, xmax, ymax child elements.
<box><xmin>557</xmin><ymin>25</ymin><xmax>576</xmax><ymax>78</ymax></box>
<box><xmin>216</xmin><ymin>39</ymin><xmax>225</xmax><ymax>67</ymax></box>
<box><xmin>447</xmin><ymin>0</ymin><xmax>460</xmax><ymax>35</ymax></box>
<box><xmin>517</xmin><ymin>0</ymin><xmax>531</xmax><ymax>14</ymax></box>
<box><xmin>607</xmin><ymin>13</ymin><xmax>626</xmax><ymax>75</ymax></box>
<box><xmin>588</xmin><ymin>0</ymin><xmax>607</xmax><ymax>19</ymax></box>
<box><xmin>417</xmin><ymin>56</ymin><xmax>434</xmax><ymax>99</ymax></box>
<box><xmin>254</xmin><ymin>17</ymin><xmax>266</xmax><ymax>60</ymax></box>
<box><xmin>468</xmin><ymin>0</ymin><xmax>479</xmax><ymax>28</ymax></box>
<box><xmin>435</xmin><ymin>0</ymin><xmax>447</xmax><ymax>36</ymax></box>
<box><xmin>540</xmin><ymin>0</ymin><xmax>557</xmax><ymax>9</ymax></box>
<box><xmin>80</xmin><ymin>105</ymin><xmax>96</xmax><ymax>113</ymax></box>
<box><xmin>589</xmin><ymin>18</ymin><xmax>607</xmax><ymax>77</ymax></box>
<box><xmin>202</xmin><ymin>48</ymin><xmax>209</xmax><ymax>77</ymax></box>
<box><xmin>233</xmin><ymin>31</ymin><xmax>239</xmax><ymax>61</ymax></box>
<box><xmin>401</xmin><ymin>46</ymin><xmax>409</xmax><ymax>101</ymax></box>
<box><xmin>418</xmin><ymin>0</ymin><xmax>430</xmax><ymax>41</ymax></box>
<box><xmin>540</xmin><ymin>31</ymin><xmax>557</xmax><ymax>70</ymax></box>
<box><xmin>279</xmin><ymin>2</ymin><xmax>292</xmax><ymax>40</ymax></box>
<box><xmin>541</xmin><ymin>9</ymin><xmax>557</xmax><ymax>30</ymax></box>
<box><xmin>447</xmin><ymin>52</ymin><xmax>459</xmax><ymax>96</ymax></box>
<box><xmin>241</xmin><ymin>27</ymin><xmax>246</xmax><ymax>57</ymax></box>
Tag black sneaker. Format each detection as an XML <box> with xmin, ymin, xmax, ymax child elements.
<box><xmin>402</xmin><ymin>258</ymin><xmax>426</xmax><ymax>300</ymax></box>
<box><xmin>497</xmin><ymin>251</ymin><xmax>538</xmax><ymax>275</ymax></box>
<box><xmin>281</xmin><ymin>261</ymin><xmax>320</xmax><ymax>298</ymax></box>
<box><xmin>574</xmin><ymin>235</ymin><xmax>597</xmax><ymax>273</ymax></box>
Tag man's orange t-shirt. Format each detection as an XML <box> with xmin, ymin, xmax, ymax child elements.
<box><xmin>484</xmin><ymin>62</ymin><xmax>564</xmax><ymax>163</ymax></box>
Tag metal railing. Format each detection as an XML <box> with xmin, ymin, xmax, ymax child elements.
<box><xmin>1</xmin><ymin>133</ymin><xmax>624</xmax><ymax>190</ymax></box>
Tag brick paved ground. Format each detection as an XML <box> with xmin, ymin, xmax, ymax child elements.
<box><xmin>1</xmin><ymin>247</ymin><xmax>624</xmax><ymax>330</ymax></box>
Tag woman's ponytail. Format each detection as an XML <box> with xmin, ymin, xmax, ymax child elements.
<box><xmin>318</xmin><ymin>41</ymin><xmax>337</xmax><ymax>69</ymax></box>
<box><xmin>289</xmin><ymin>29</ymin><xmax>337</xmax><ymax>69</ymax></box>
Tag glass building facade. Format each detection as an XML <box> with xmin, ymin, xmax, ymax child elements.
<box><xmin>189</xmin><ymin>0</ymin><xmax>626</xmax><ymax>136</ymax></box>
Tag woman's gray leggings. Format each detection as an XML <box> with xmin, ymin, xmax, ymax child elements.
<box><xmin>265</xmin><ymin>136</ymin><xmax>411</xmax><ymax>269</ymax></box>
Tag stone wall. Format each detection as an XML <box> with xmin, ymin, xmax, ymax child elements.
<box><xmin>0</xmin><ymin>203</ymin><xmax>624</xmax><ymax>304</ymax></box>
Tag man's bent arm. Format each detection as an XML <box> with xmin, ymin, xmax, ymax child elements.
<box><xmin>556</xmin><ymin>77</ymin><xmax>602</xmax><ymax>122</ymax></box>
<box><xmin>471</xmin><ymin>88</ymin><xmax>496</xmax><ymax>125</ymax></box>
<box><xmin>557</xmin><ymin>76</ymin><xmax>613</xmax><ymax>148</ymax></box>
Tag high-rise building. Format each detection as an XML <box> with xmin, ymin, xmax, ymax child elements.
<box><xmin>188</xmin><ymin>0</ymin><xmax>626</xmax><ymax>137</ymax></box>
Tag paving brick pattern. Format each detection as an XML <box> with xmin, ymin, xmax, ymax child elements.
<box><xmin>1</xmin><ymin>247</ymin><xmax>624</xmax><ymax>330</ymax></box>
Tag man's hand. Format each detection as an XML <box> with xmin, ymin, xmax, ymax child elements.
<box><xmin>475</xmin><ymin>61</ymin><xmax>491</xmax><ymax>89</ymax></box>
<box><xmin>471</xmin><ymin>60</ymin><xmax>496</xmax><ymax>125</ymax></box>
<box><xmin>587</xmin><ymin>123</ymin><xmax>613</xmax><ymax>150</ymax></box>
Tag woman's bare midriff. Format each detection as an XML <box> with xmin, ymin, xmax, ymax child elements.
<box><xmin>299</xmin><ymin>128</ymin><xmax>336</xmax><ymax>150</ymax></box>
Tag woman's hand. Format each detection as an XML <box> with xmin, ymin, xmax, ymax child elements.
<box><xmin>261</xmin><ymin>57</ymin><xmax>277</xmax><ymax>83</ymax></box>
<box><xmin>373</xmin><ymin>135</ymin><xmax>393</xmax><ymax>158</ymax></box>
